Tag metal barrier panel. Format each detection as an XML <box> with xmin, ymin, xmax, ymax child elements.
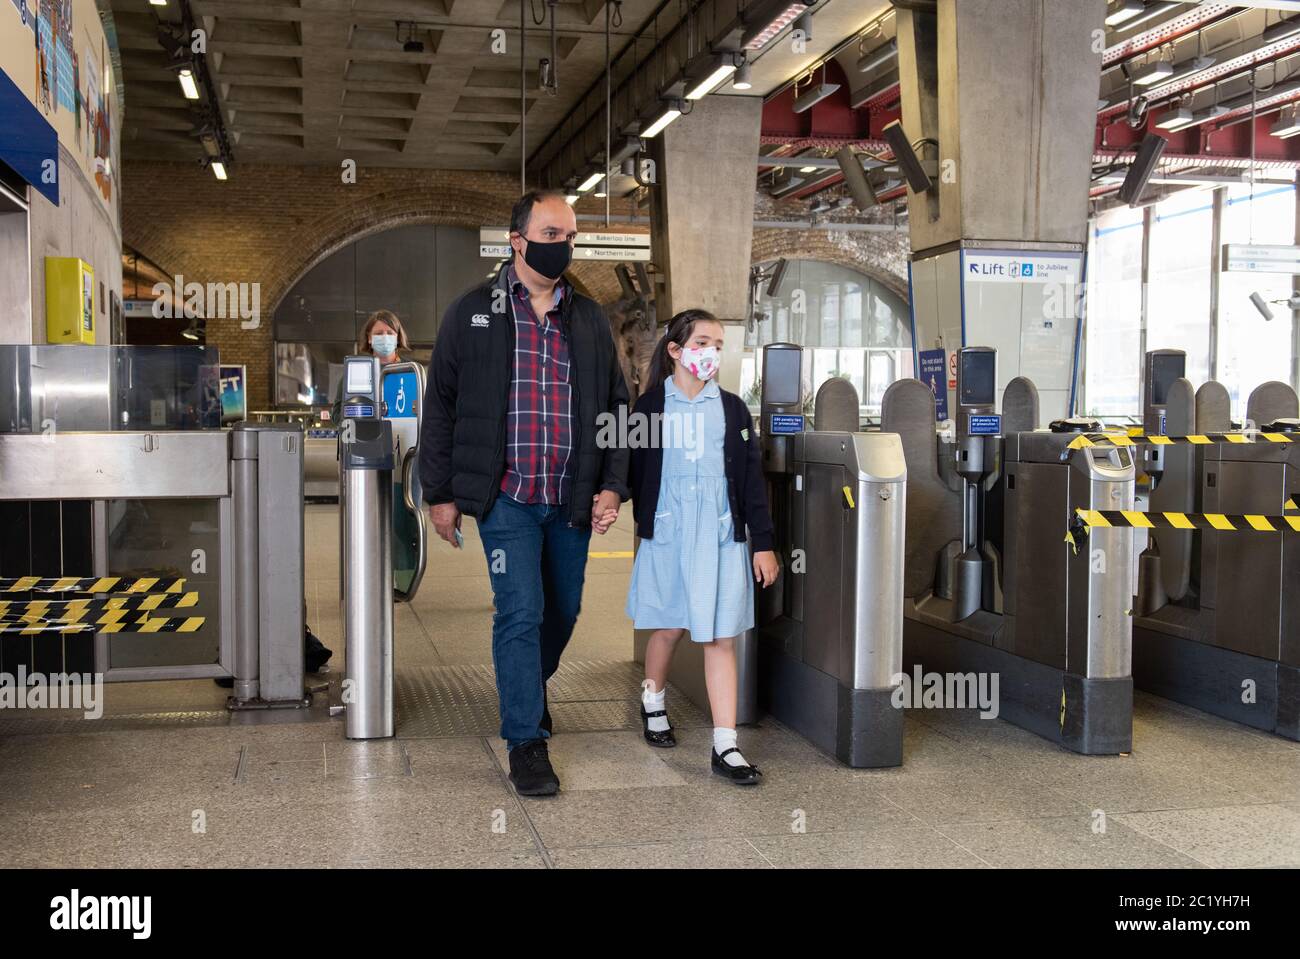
<box><xmin>253</xmin><ymin>424</ymin><xmax>306</xmax><ymax>703</ymax></box>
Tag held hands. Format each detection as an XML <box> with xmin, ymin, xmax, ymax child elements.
<box><xmin>753</xmin><ymin>550</ymin><xmax>779</xmax><ymax>588</ymax></box>
<box><xmin>430</xmin><ymin>502</ymin><xmax>462</xmax><ymax>548</ymax></box>
<box><xmin>591</xmin><ymin>491</ymin><xmax>621</xmax><ymax>534</ymax></box>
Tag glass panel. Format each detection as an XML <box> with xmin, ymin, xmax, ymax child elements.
<box><xmin>1218</xmin><ymin>180</ymin><xmax>1297</xmax><ymax>420</ymax></box>
<box><xmin>1148</xmin><ymin>188</ymin><xmax>1213</xmax><ymax>387</ymax></box>
<box><xmin>0</xmin><ymin>344</ymin><xmax>222</xmax><ymax>433</ymax></box>
<box><xmin>1084</xmin><ymin>206</ymin><xmax>1144</xmax><ymax>416</ymax></box>
<box><xmin>104</xmin><ymin>497</ymin><xmax>223</xmax><ymax>669</ymax></box>
<box><xmin>745</xmin><ymin>259</ymin><xmax>913</xmax><ymax>418</ymax></box>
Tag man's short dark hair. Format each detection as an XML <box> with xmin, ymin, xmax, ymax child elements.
<box><xmin>510</xmin><ymin>189</ymin><xmax>569</xmax><ymax>237</ymax></box>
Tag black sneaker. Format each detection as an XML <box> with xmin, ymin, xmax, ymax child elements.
<box><xmin>508</xmin><ymin>739</ymin><xmax>560</xmax><ymax>796</ymax></box>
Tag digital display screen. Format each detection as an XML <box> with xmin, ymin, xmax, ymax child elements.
<box><xmin>1148</xmin><ymin>353</ymin><xmax>1185</xmax><ymax>406</ymax></box>
<box><xmin>763</xmin><ymin>347</ymin><xmax>802</xmax><ymax>405</ymax></box>
<box><xmin>959</xmin><ymin>350</ymin><xmax>996</xmax><ymax>406</ymax></box>
<box><xmin>345</xmin><ymin>359</ymin><xmax>375</xmax><ymax>397</ymax></box>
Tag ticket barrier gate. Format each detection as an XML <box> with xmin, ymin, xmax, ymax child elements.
<box><xmin>754</xmin><ymin>344</ymin><xmax>908</xmax><ymax>768</ymax></box>
<box><xmin>884</xmin><ymin>347</ymin><xmax>1137</xmax><ymax>755</ymax></box>
<box><xmin>0</xmin><ymin>423</ymin><xmax>307</xmax><ymax>704</ymax></box>
<box><xmin>335</xmin><ymin>357</ymin><xmax>428</xmax><ymax>739</ymax></box>
<box><xmin>1131</xmin><ymin>362</ymin><xmax>1300</xmax><ymax>740</ymax></box>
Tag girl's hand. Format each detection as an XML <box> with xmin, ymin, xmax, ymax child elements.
<box><xmin>753</xmin><ymin>550</ymin><xmax>779</xmax><ymax>588</ymax></box>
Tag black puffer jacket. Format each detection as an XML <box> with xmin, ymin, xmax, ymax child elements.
<box><xmin>419</xmin><ymin>265</ymin><xmax>631</xmax><ymax>526</ymax></box>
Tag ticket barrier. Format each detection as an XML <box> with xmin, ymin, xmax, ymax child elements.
<box><xmin>335</xmin><ymin>357</ymin><xmax>428</xmax><ymax>739</ymax></box>
<box><xmin>1131</xmin><ymin>359</ymin><xmax>1300</xmax><ymax>740</ymax></box>
<box><xmin>885</xmin><ymin>347</ymin><xmax>1136</xmax><ymax>754</ymax></box>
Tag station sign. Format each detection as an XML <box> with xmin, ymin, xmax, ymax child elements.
<box><xmin>479</xmin><ymin>227</ymin><xmax>651</xmax><ymax>262</ymax></box>
<box><xmin>963</xmin><ymin>252</ymin><xmax>1077</xmax><ymax>284</ymax></box>
<box><xmin>1221</xmin><ymin>243</ymin><xmax>1300</xmax><ymax>275</ymax></box>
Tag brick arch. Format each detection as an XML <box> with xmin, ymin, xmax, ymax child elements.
<box><xmin>749</xmin><ymin>227</ymin><xmax>911</xmax><ymax>303</ymax></box>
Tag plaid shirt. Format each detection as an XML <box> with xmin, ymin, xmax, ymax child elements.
<box><xmin>500</xmin><ymin>266</ymin><xmax>574</xmax><ymax>505</ymax></box>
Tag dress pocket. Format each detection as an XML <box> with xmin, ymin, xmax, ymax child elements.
<box><xmin>653</xmin><ymin>509</ymin><xmax>675</xmax><ymax>545</ymax></box>
<box><xmin>717</xmin><ymin>511</ymin><xmax>734</xmax><ymax>545</ymax></box>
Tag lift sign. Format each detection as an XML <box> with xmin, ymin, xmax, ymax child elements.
<box><xmin>769</xmin><ymin>414</ymin><xmax>805</xmax><ymax>434</ymax></box>
<box><xmin>968</xmin><ymin>414</ymin><xmax>1002</xmax><ymax>436</ymax></box>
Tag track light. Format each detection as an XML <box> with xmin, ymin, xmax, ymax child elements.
<box><xmin>210</xmin><ymin>160</ymin><xmax>228</xmax><ymax>181</ymax></box>
<box><xmin>1133</xmin><ymin>57</ymin><xmax>1173</xmax><ymax>86</ymax></box>
<box><xmin>1105</xmin><ymin>1</ymin><xmax>1145</xmax><ymax>27</ymax></box>
<box><xmin>857</xmin><ymin>39</ymin><xmax>897</xmax><ymax>75</ymax></box>
<box><xmin>1155</xmin><ymin>101</ymin><xmax>1193</xmax><ymax>130</ymax></box>
<box><xmin>577</xmin><ymin>171</ymin><xmax>603</xmax><ymax>192</ymax></box>
<box><xmin>1270</xmin><ymin>108</ymin><xmax>1300</xmax><ymax>139</ymax></box>
<box><xmin>178</xmin><ymin>68</ymin><xmax>199</xmax><ymax>100</ymax></box>
<box><xmin>792</xmin><ymin>81</ymin><xmax>839</xmax><ymax>114</ymax></box>
<box><xmin>732</xmin><ymin>61</ymin><xmax>752</xmax><ymax>91</ymax></box>
<box><xmin>642</xmin><ymin>101</ymin><xmax>683</xmax><ymax>138</ymax></box>
<box><xmin>685</xmin><ymin>56</ymin><xmax>737</xmax><ymax>101</ymax></box>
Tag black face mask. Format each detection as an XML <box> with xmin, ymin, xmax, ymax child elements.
<box><xmin>520</xmin><ymin>237</ymin><xmax>572</xmax><ymax>281</ymax></box>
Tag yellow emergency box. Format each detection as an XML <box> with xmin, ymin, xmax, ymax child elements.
<box><xmin>45</xmin><ymin>257</ymin><xmax>96</xmax><ymax>344</ymax></box>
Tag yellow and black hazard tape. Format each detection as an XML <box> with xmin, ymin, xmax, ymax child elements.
<box><xmin>0</xmin><ymin>614</ymin><xmax>205</xmax><ymax>636</ymax></box>
<box><xmin>0</xmin><ymin>575</ymin><xmax>186</xmax><ymax>594</ymax></box>
<box><xmin>1068</xmin><ymin>431</ymin><xmax>1294</xmax><ymax>451</ymax></box>
<box><xmin>0</xmin><ymin>592</ymin><xmax>198</xmax><ymax>618</ymax></box>
<box><xmin>1074</xmin><ymin>507</ymin><xmax>1300</xmax><ymax>533</ymax></box>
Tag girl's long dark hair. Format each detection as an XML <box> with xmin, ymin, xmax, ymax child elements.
<box><xmin>647</xmin><ymin>308</ymin><xmax>718</xmax><ymax>390</ymax></box>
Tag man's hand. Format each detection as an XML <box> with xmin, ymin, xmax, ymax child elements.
<box><xmin>430</xmin><ymin>502</ymin><xmax>462</xmax><ymax>548</ymax></box>
<box><xmin>753</xmin><ymin>550</ymin><xmax>779</xmax><ymax>588</ymax></box>
<box><xmin>591</xmin><ymin>490</ymin><xmax>620</xmax><ymax>534</ymax></box>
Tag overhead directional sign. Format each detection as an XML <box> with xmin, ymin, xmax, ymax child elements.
<box><xmin>1221</xmin><ymin>243</ymin><xmax>1300</xmax><ymax>275</ymax></box>
<box><xmin>479</xmin><ymin>227</ymin><xmax>651</xmax><ymax>262</ymax></box>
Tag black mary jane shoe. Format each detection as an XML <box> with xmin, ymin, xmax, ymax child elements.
<box><xmin>711</xmin><ymin>748</ymin><xmax>762</xmax><ymax>785</ymax></box>
<box><xmin>640</xmin><ymin>705</ymin><xmax>677</xmax><ymax>748</ymax></box>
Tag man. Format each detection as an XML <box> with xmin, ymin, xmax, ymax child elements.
<box><xmin>420</xmin><ymin>189</ymin><xmax>630</xmax><ymax>796</ymax></box>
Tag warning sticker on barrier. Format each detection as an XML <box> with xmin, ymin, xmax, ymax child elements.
<box><xmin>1068</xmin><ymin>431</ymin><xmax>1295</xmax><ymax>450</ymax></box>
<box><xmin>0</xmin><ymin>576</ymin><xmax>186</xmax><ymax>594</ymax></box>
<box><xmin>1074</xmin><ymin>508</ymin><xmax>1300</xmax><ymax>533</ymax></box>
<box><xmin>0</xmin><ymin>593</ymin><xmax>199</xmax><ymax>617</ymax></box>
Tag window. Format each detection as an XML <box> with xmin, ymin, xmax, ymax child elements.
<box><xmin>1148</xmin><ymin>188</ymin><xmax>1214</xmax><ymax>388</ymax></box>
<box><xmin>740</xmin><ymin>260</ymin><xmax>912</xmax><ymax>416</ymax></box>
<box><xmin>1218</xmin><ymin>180</ymin><xmax>1296</xmax><ymax>420</ymax></box>
<box><xmin>1085</xmin><ymin>205</ymin><xmax>1144</xmax><ymax>416</ymax></box>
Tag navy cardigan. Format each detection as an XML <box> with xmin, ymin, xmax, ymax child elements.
<box><xmin>627</xmin><ymin>383</ymin><xmax>775</xmax><ymax>552</ymax></box>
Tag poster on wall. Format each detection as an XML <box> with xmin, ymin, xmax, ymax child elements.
<box><xmin>219</xmin><ymin>365</ymin><xmax>247</xmax><ymax>424</ymax></box>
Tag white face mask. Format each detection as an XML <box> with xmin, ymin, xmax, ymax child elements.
<box><xmin>679</xmin><ymin>345</ymin><xmax>720</xmax><ymax>381</ymax></box>
<box><xmin>371</xmin><ymin>333</ymin><xmax>398</xmax><ymax>357</ymax></box>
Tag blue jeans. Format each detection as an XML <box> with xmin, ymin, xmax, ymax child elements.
<box><xmin>476</xmin><ymin>494</ymin><xmax>591</xmax><ymax>750</ymax></box>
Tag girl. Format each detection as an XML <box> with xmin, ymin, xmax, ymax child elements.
<box><xmin>625</xmin><ymin>309</ymin><xmax>779</xmax><ymax>785</ymax></box>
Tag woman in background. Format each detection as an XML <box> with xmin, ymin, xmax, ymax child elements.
<box><xmin>331</xmin><ymin>310</ymin><xmax>410</xmax><ymax>425</ymax></box>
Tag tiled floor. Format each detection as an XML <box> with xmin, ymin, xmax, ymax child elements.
<box><xmin>0</xmin><ymin>503</ymin><xmax>1297</xmax><ymax>868</ymax></box>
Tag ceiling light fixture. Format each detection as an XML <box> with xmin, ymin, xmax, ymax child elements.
<box><xmin>857</xmin><ymin>38</ymin><xmax>897</xmax><ymax>75</ymax></box>
<box><xmin>1270</xmin><ymin>106</ymin><xmax>1300</xmax><ymax>139</ymax></box>
<box><xmin>577</xmin><ymin>170</ymin><xmax>604</xmax><ymax>192</ymax></box>
<box><xmin>1105</xmin><ymin>1</ymin><xmax>1145</xmax><ymax>27</ymax></box>
<box><xmin>742</xmin><ymin>1</ymin><xmax>809</xmax><ymax>52</ymax></box>
<box><xmin>210</xmin><ymin>160</ymin><xmax>228</xmax><ymax>181</ymax></box>
<box><xmin>792</xmin><ymin>70</ymin><xmax>839</xmax><ymax>114</ymax></box>
<box><xmin>1133</xmin><ymin>49</ymin><xmax>1174</xmax><ymax>86</ymax></box>
<box><xmin>177</xmin><ymin>68</ymin><xmax>199</xmax><ymax>100</ymax></box>
<box><xmin>1262</xmin><ymin>15</ymin><xmax>1300</xmax><ymax>45</ymax></box>
<box><xmin>732</xmin><ymin>60</ymin><xmax>752</xmax><ymax>91</ymax></box>
<box><xmin>685</xmin><ymin>56</ymin><xmax>737</xmax><ymax>100</ymax></box>
<box><xmin>641</xmin><ymin>101</ymin><xmax>684</xmax><ymax>138</ymax></box>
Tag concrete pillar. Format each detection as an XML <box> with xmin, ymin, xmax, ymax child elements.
<box><xmin>648</xmin><ymin>95</ymin><xmax>762</xmax><ymax>394</ymax></box>
<box><xmin>897</xmin><ymin>0</ymin><xmax>1105</xmax><ymax>420</ymax></box>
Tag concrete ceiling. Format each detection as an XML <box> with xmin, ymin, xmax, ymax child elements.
<box><xmin>110</xmin><ymin>0</ymin><xmax>680</xmax><ymax>171</ymax></box>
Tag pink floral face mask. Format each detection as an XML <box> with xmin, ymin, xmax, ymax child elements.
<box><xmin>679</xmin><ymin>345</ymin><xmax>719</xmax><ymax>381</ymax></box>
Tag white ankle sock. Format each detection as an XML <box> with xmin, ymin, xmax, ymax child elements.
<box><xmin>713</xmin><ymin>727</ymin><xmax>747</xmax><ymax>766</ymax></box>
<box><xmin>642</xmin><ymin>684</ymin><xmax>670</xmax><ymax>733</ymax></box>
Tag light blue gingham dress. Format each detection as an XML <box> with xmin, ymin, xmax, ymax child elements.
<box><xmin>626</xmin><ymin>378</ymin><xmax>755</xmax><ymax>642</ymax></box>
